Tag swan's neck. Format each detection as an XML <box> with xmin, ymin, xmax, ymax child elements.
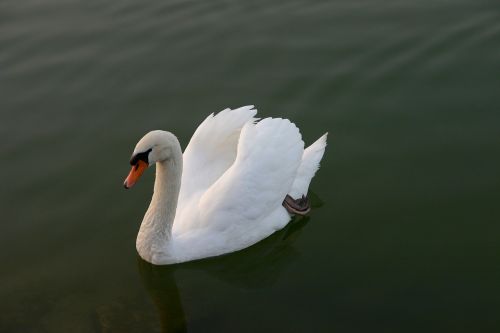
<box><xmin>136</xmin><ymin>142</ymin><xmax>183</xmax><ymax>263</ymax></box>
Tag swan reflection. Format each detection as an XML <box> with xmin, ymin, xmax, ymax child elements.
<box><xmin>137</xmin><ymin>213</ymin><xmax>315</xmax><ymax>332</ymax></box>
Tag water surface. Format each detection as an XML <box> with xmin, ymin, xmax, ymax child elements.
<box><xmin>1</xmin><ymin>0</ymin><xmax>500</xmax><ymax>332</ymax></box>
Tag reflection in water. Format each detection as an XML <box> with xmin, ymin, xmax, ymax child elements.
<box><xmin>137</xmin><ymin>210</ymin><xmax>317</xmax><ymax>332</ymax></box>
<box><xmin>138</xmin><ymin>260</ymin><xmax>187</xmax><ymax>333</ymax></box>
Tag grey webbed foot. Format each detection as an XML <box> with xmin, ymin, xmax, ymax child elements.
<box><xmin>282</xmin><ymin>194</ymin><xmax>311</xmax><ymax>215</ymax></box>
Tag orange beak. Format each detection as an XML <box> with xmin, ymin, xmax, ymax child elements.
<box><xmin>124</xmin><ymin>160</ymin><xmax>148</xmax><ymax>189</ymax></box>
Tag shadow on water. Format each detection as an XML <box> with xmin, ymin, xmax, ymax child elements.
<box><xmin>136</xmin><ymin>193</ymin><xmax>323</xmax><ymax>332</ymax></box>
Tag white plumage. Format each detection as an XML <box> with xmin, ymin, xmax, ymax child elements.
<box><xmin>125</xmin><ymin>106</ymin><xmax>327</xmax><ymax>265</ymax></box>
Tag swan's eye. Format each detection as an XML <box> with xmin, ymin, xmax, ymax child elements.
<box><xmin>130</xmin><ymin>148</ymin><xmax>152</xmax><ymax>166</ymax></box>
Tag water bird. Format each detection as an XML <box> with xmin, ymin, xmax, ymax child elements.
<box><xmin>124</xmin><ymin>106</ymin><xmax>327</xmax><ymax>265</ymax></box>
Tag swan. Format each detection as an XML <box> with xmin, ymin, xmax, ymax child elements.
<box><xmin>123</xmin><ymin>106</ymin><xmax>327</xmax><ymax>265</ymax></box>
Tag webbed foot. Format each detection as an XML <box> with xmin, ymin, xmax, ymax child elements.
<box><xmin>282</xmin><ymin>194</ymin><xmax>311</xmax><ymax>215</ymax></box>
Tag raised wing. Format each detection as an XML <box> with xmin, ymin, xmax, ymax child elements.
<box><xmin>179</xmin><ymin>106</ymin><xmax>258</xmax><ymax>203</ymax></box>
<box><xmin>198</xmin><ymin>118</ymin><xmax>304</xmax><ymax>231</ymax></box>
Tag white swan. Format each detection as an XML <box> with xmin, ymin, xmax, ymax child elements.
<box><xmin>124</xmin><ymin>106</ymin><xmax>327</xmax><ymax>265</ymax></box>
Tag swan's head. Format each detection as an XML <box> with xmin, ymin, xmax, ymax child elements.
<box><xmin>123</xmin><ymin>130</ymin><xmax>178</xmax><ymax>189</ymax></box>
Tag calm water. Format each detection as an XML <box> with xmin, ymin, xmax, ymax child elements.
<box><xmin>1</xmin><ymin>0</ymin><xmax>500</xmax><ymax>332</ymax></box>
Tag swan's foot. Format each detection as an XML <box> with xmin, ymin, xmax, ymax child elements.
<box><xmin>283</xmin><ymin>194</ymin><xmax>311</xmax><ymax>216</ymax></box>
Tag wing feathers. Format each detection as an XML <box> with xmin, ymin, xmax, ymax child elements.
<box><xmin>199</xmin><ymin>118</ymin><xmax>304</xmax><ymax>228</ymax></box>
<box><xmin>180</xmin><ymin>106</ymin><xmax>258</xmax><ymax>201</ymax></box>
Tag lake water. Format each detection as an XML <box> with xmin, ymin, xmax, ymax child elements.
<box><xmin>1</xmin><ymin>0</ymin><xmax>500</xmax><ymax>332</ymax></box>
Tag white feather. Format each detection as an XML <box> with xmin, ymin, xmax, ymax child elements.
<box><xmin>289</xmin><ymin>133</ymin><xmax>328</xmax><ymax>198</ymax></box>
<box><xmin>180</xmin><ymin>106</ymin><xmax>257</xmax><ymax>200</ymax></box>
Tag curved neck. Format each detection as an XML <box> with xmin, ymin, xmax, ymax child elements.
<box><xmin>150</xmin><ymin>156</ymin><xmax>183</xmax><ymax>236</ymax></box>
<box><xmin>137</xmin><ymin>138</ymin><xmax>183</xmax><ymax>263</ymax></box>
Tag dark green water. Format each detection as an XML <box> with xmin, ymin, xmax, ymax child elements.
<box><xmin>1</xmin><ymin>0</ymin><xmax>500</xmax><ymax>332</ymax></box>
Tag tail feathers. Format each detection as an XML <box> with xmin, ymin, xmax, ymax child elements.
<box><xmin>289</xmin><ymin>133</ymin><xmax>328</xmax><ymax>198</ymax></box>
